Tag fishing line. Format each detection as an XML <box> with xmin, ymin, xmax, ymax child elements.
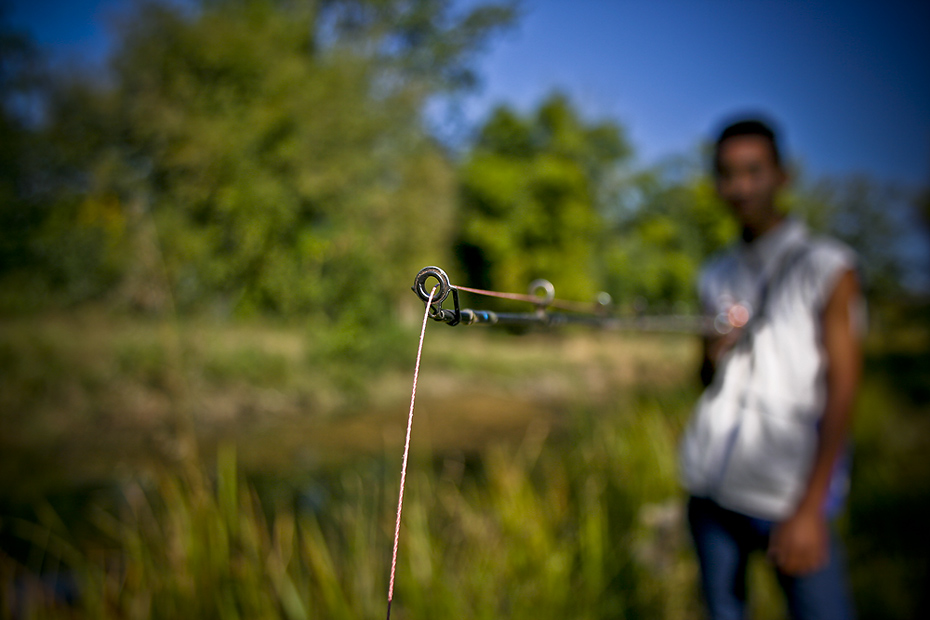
<box><xmin>451</xmin><ymin>282</ymin><xmax>596</xmax><ymax>313</ymax></box>
<box><xmin>386</xmin><ymin>283</ymin><xmax>437</xmax><ymax>620</ymax></box>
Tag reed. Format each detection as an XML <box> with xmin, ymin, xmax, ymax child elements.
<box><xmin>2</xmin><ymin>314</ymin><xmax>925</xmax><ymax>619</ymax></box>
<box><xmin>2</xmin><ymin>392</ymin><xmax>715</xmax><ymax>619</ymax></box>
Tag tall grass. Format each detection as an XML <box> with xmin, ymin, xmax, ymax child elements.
<box><xmin>2</xmin><ymin>312</ymin><xmax>927</xmax><ymax>619</ymax></box>
<box><xmin>2</xmin><ymin>387</ymin><xmax>714</xmax><ymax>620</ymax></box>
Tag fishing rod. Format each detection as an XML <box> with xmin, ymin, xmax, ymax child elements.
<box><xmin>387</xmin><ymin>265</ymin><xmax>747</xmax><ymax>619</ymax></box>
<box><xmin>412</xmin><ymin>265</ymin><xmax>743</xmax><ymax>335</ymax></box>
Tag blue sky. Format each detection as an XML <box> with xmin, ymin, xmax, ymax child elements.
<box><xmin>5</xmin><ymin>0</ymin><xmax>930</xmax><ymax>188</ymax></box>
<box><xmin>460</xmin><ymin>0</ymin><xmax>929</xmax><ymax>188</ymax></box>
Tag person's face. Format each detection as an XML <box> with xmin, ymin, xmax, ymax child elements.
<box><xmin>714</xmin><ymin>135</ymin><xmax>786</xmax><ymax>230</ymax></box>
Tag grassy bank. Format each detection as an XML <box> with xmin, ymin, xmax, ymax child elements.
<box><xmin>0</xmin><ymin>310</ymin><xmax>696</xmax><ymax>496</ymax></box>
<box><xmin>1</xmin><ymin>310</ymin><xmax>927</xmax><ymax>618</ymax></box>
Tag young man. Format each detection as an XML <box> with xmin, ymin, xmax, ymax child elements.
<box><xmin>679</xmin><ymin>119</ymin><xmax>863</xmax><ymax>619</ymax></box>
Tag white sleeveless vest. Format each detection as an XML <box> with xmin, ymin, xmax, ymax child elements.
<box><xmin>679</xmin><ymin>218</ymin><xmax>861</xmax><ymax>520</ymax></box>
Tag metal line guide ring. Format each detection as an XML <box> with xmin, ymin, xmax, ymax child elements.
<box><xmin>413</xmin><ymin>266</ymin><xmax>452</xmax><ymax>306</ymax></box>
<box><xmin>527</xmin><ymin>279</ymin><xmax>555</xmax><ymax>306</ymax></box>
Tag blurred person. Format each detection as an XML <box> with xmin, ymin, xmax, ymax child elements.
<box><xmin>679</xmin><ymin>118</ymin><xmax>863</xmax><ymax>620</ymax></box>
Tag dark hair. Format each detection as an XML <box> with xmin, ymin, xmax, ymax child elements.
<box><xmin>712</xmin><ymin>118</ymin><xmax>783</xmax><ymax>174</ymax></box>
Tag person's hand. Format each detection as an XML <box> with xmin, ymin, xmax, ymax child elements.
<box><xmin>768</xmin><ymin>507</ymin><xmax>829</xmax><ymax>575</ymax></box>
<box><xmin>706</xmin><ymin>327</ymin><xmax>743</xmax><ymax>364</ymax></box>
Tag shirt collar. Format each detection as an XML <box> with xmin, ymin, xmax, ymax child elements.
<box><xmin>737</xmin><ymin>217</ymin><xmax>808</xmax><ymax>274</ymax></box>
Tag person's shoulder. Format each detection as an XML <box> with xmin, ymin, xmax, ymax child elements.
<box><xmin>795</xmin><ymin>230</ymin><xmax>860</xmax><ymax>305</ymax></box>
<box><xmin>802</xmin><ymin>231</ymin><xmax>858</xmax><ymax>271</ymax></box>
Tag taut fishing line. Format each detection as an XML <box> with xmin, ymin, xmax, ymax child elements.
<box><xmin>386</xmin><ymin>283</ymin><xmax>436</xmax><ymax>620</ymax></box>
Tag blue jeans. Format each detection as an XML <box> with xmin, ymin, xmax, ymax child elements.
<box><xmin>687</xmin><ymin>496</ymin><xmax>855</xmax><ymax>620</ymax></box>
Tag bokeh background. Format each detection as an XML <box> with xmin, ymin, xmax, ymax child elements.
<box><xmin>1</xmin><ymin>1</ymin><xmax>928</xmax><ymax>618</ymax></box>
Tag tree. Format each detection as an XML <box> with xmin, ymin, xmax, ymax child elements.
<box><xmin>602</xmin><ymin>155</ymin><xmax>926</xmax><ymax>311</ymax></box>
<box><xmin>789</xmin><ymin>174</ymin><xmax>928</xmax><ymax>299</ymax></box>
<box><xmin>25</xmin><ymin>0</ymin><xmax>514</xmax><ymax>321</ymax></box>
<box><xmin>599</xmin><ymin>153</ymin><xmax>736</xmax><ymax>312</ymax></box>
<box><xmin>0</xmin><ymin>21</ymin><xmax>41</xmax><ymax>284</ymax></box>
<box><xmin>455</xmin><ymin>93</ymin><xmax>631</xmax><ymax>303</ymax></box>
<box><xmin>0</xmin><ymin>18</ymin><xmax>126</xmax><ymax>310</ymax></box>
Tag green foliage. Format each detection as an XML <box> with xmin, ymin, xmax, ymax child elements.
<box><xmin>455</xmin><ymin>93</ymin><xmax>631</xmax><ymax>302</ymax></box>
<box><xmin>4</xmin><ymin>1</ymin><xmax>920</xmax><ymax>322</ymax></box>
<box><xmin>104</xmin><ymin>0</ymin><xmax>503</xmax><ymax>318</ymax></box>
<box><xmin>0</xmin><ymin>0</ymin><xmax>515</xmax><ymax>322</ymax></box>
<box><xmin>0</xmin><ymin>15</ymin><xmax>146</xmax><ymax>311</ymax></box>
<box><xmin>0</xmin><ymin>26</ymin><xmax>36</xmax><ymax>276</ymax></box>
<box><xmin>601</xmin><ymin>163</ymin><xmax>737</xmax><ymax>311</ymax></box>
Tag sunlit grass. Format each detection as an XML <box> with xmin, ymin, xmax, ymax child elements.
<box><xmin>1</xmin><ymin>311</ymin><xmax>927</xmax><ymax>619</ymax></box>
<box><xmin>2</xmin><ymin>400</ymin><xmax>707</xmax><ymax>619</ymax></box>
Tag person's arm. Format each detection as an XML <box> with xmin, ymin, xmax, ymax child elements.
<box><xmin>699</xmin><ymin>336</ymin><xmax>715</xmax><ymax>387</ymax></box>
<box><xmin>769</xmin><ymin>268</ymin><xmax>862</xmax><ymax>575</ymax></box>
<box><xmin>700</xmin><ymin>328</ymin><xmax>743</xmax><ymax>387</ymax></box>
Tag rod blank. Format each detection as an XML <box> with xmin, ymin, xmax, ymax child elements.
<box><xmin>413</xmin><ymin>265</ymin><xmax>713</xmax><ymax>334</ymax></box>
